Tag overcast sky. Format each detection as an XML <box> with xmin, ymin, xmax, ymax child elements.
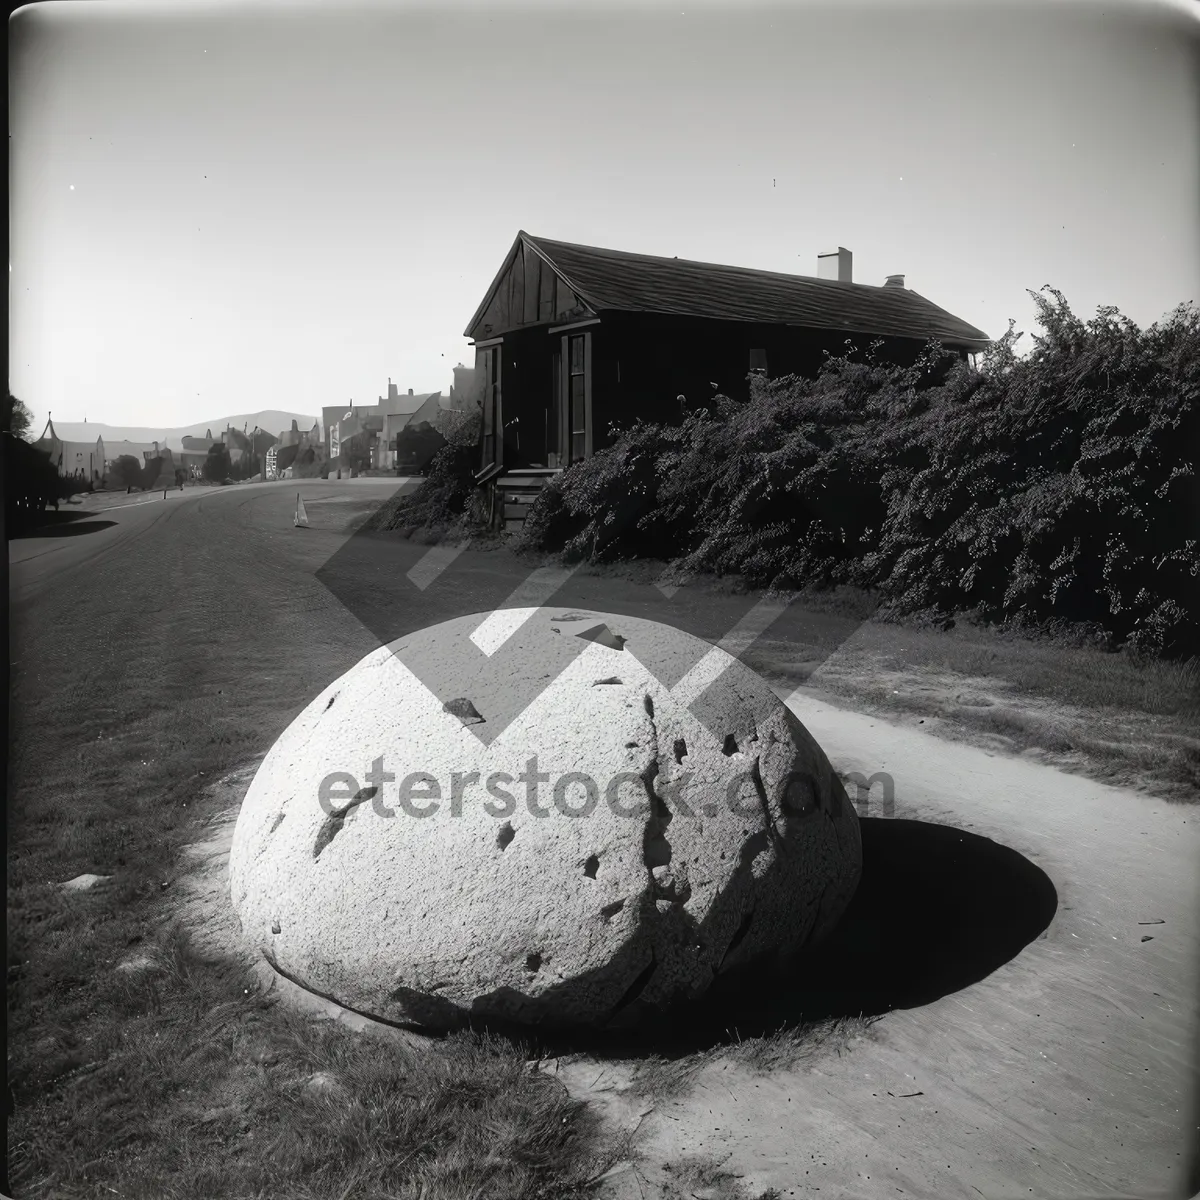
<box><xmin>9</xmin><ymin>0</ymin><xmax>1199</xmax><ymax>433</ymax></box>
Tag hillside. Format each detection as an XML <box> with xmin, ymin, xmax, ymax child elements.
<box><xmin>49</xmin><ymin>410</ymin><xmax>318</xmax><ymax>450</ymax></box>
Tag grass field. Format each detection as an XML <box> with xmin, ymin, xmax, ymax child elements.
<box><xmin>746</xmin><ymin>587</ymin><xmax>1200</xmax><ymax>801</ymax></box>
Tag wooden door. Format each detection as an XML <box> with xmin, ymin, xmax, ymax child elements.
<box><xmin>548</xmin><ymin>347</ymin><xmax>562</xmax><ymax>469</ymax></box>
<box><xmin>478</xmin><ymin>343</ymin><xmax>502</xmax><ymax>472</ymax></box>
<box><xmin>566</xmin><ymin>331</ymin><xmax>592</xmax><ymax>464</ymax></box>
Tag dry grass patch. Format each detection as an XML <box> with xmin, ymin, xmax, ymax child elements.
<box><xmin>625</xmin><ymin>1015</ymin><xmax>881</xmax><ymax>1103</ymax></box>
<box><xmin>657</xmin><ymin>1153</ymin><xmax>784</xmax><ymax>1200</ymax></box>
<box><xmin>744</xmin><ymin>598</ymin><xmax>1200</xmax><ymax>801</ymax></box>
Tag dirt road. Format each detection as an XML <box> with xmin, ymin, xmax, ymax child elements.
<box><xmin>580</xmin><ymin>689</ymin><xmax>1199</xmax><ymax>1198</ymax></box>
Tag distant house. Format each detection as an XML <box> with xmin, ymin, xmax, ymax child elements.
<box><xmin>276</xmin><ymin>420</ymin><xmax>325</xmax><ymax>477</ymax></box>
<box><xmin>464</xmin><ymin>231</ymin><xmax>991</xmax><ymax>526</ymax></box>
<box><xmin>448</xmin><ymin>363</ymin><xmax>480</xmax><ymax>411</ymax></box>
<box><xmin>380</xmin><ymin>392</ymin><xmax>445</xmax><ymax>469</ymax></box>
<box><xmin>322</xmin><ymin>385</ymin><xmax>450</xmax><ymax>471</ymax></box>
<box><xmin>278</xmin><ymin>419</ymin><xmax>304</xmax><ymax>449</ymax></box>
<box><xmin>33</xmin><ymin>418</ymin><xmax>106</xmax><ymax>484</ymax></box>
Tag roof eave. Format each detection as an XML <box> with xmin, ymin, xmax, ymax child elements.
<box><xmin>595</xmin><ymin>303</ymin><xmax>991</xmax><ymax>349</ymax></box>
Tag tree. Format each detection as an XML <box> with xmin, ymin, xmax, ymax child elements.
<box><xmin>142</xmin><ymin>455</ymin><xmax>165</xmax><ymax>490</ymax></box>
<box><xmin>339</xmin><ymin>430</ymin><xmax>372</xmax><ymax>475</ymax></box>
<box><xmin>203</xmin><ymin>443</ymin><xmax>232</xmax><ymax>482</ymax></box>
<box><xmin>395</xmin><ymin>421</ymin><xmax>448</xmax><ymax>474</ymax></box>
<box><xmin>109</xmin><ymin>455</ymin><xmax>143</xmax><ymax>489</ymax></box>
<box><xmin>4</xmin><ymin>432</ymin><xmax>60</xmax><ymax>530</ymax></box>
<box><xmin>3</xmin><ymin>394</ymin><xmax>33</xmax><ymax>440</ymax></box>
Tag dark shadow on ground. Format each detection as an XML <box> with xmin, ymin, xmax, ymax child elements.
<box><xmin>464</xmin><ymin>817</ymin><xmax>1058</xmax><ymax>1060</ymax></box>
<box><xmin>10</xmin><ymin>515</ymin><xmax>118</xmax><ymax>539</ymax></box>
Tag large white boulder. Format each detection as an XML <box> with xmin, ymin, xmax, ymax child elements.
<box><xmin>229</xmin><ymin>608</ymin><xmax>861</xmax><ymax>1030</ymax></box>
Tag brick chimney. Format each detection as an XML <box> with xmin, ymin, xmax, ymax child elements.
<box><xmin>408</xmin><ymin>388</ymin><xmax>414</xmax><ymax>396</ymax></box>
<box><xmin>388</xmin><ymin>380</ymin><xmax>398</xmax><ymax>402</ymax></box>
<box><xmin>817</xmin><ymin>247</ymin><xmax>853</xmax><ymax>283</ymax></box>
<box><xmin>884</xmin><ymin>274</ymin><xmax>906</xmax><ymax>288</ymax></box>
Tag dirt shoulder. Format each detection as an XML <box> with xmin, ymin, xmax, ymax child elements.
<box><xmin>573</xmin><ymin>690</ymin><xmax>1200</xmax><ymax>1198</ymax></box>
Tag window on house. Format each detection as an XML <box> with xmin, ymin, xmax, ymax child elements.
<box><xmin>549</xmin><ymin>349</ymin><xmax>562</xmax><ymax>466</ymax></box>
<box><xmin>569</xmin><ymin>334</ymin><xmax>587</xmax><ymax>463</ymax></box>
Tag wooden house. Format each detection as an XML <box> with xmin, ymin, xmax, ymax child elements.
<box><xmin>464</xmin><ymin>231</ymin><xmax>991</xmax><ymax>529</ymax></box>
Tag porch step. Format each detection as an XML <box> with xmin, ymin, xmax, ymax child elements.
<box><xmin>492</xmin><ymin>470</ymin><xmax>561</xmax><ymax>533</ymax></box>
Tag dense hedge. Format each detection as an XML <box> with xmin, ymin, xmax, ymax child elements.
<box><xmin>368</xmin><ymin>410</ymin><xmax>482</xmax><ymax>535</ymax></box>
<box><xmin>3</xmin><ymin>433</ymin><xmax>94</xmax><ymax>534</ymax></box>
<box><xmin>517</xmin><ymin>288</ymin><xmax>1199</xmax><ymax>657</ymax></box>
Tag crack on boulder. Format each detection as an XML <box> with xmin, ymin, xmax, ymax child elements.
<box><xmin>313</xmin><ymin>786</ymin><xmax>377</xmax><ymax>859</ymax></box>
<box><xmin>583</xmin><ymin>854</ymin><xmax>600</xmax><ymax>878</ymax></box>
<box><xmin>592</xmin><ymin>677</ymin><xmax>623</xmax><ymax>686</ymax></box>
<box><xmin>721</xmin><ymin>733</ymin><xmax>740</xmax><ymax>756</ymax></box>
<box><xmin>738</xmin><ymin>828</ymin><xmax>772</xmax><ymax>869</ymax></box>
<box><xmin>269</xmin><ymin>812</ymin><xmax>286</xmax><ymax>834</ymax></box>
<box><xmin>323</xmin><ymin>693</ymin><xmax>337</xmax><ymax>713</ymax></box>
<box><xmin>652</xmin><ymin>863</ymin><xmax>692</xmax><ymax>904</ymax></box>
<box><xmin>525</xmin><ymin>952</ymin><xmax>543</xmax><ymax>973</ymax></box>
<box><xmin>607</xmin><ymin>955</ymin><xmax>657</xmax><ymax>1022</ymax></box>
<box><xmin>600</xmin><ymin>899</ymin><xmax>626</xmax><ymax>923</ymax></box>
<box><xmin>271</xmin><ymin>919</ymin><xmax>281</xmax><ymax>935</ymax></box>
<box><xmin>577</xmin><ymin>623</ymin><xmax>627</xmax><ymax>651</ymax></box>
<box><xmin>639</xmin><ymin>701</ymin><xmax>672</xmax><ymax>870</ymax></box>
<box><xmin>550</xmin><ymin>613</ymin><xmax>591</xmax><ymax>622</ymax></box>
<box><xmin>496</xmin><ymin>821</ymin><xmax>515</xmax><ymax>851</ymax></box>
<box><xmin>749</xmin><ymin>758</ymin><xmax>782</xmax><ymax>844</ymax></box>
<box><xmin>443</xmin><ymin>697</ymin><xmax>485</xmax><ymax>725</ymax></box>
<box><xmin>719</xmin><ymin>908</ymin><xmax>756</xmax><ymax>973</ymax></box>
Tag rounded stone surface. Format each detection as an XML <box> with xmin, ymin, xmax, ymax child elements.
<box><xmin>229</xmin><ymin>607</ymin><xmax>861</xmax><ymax>1030</ymax></box>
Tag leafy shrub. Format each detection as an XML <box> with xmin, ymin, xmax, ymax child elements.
<box><xmin>368</xmin><ymin>410</ymin><xmax>483</xmax><ymax>536</ymax></box>
<box><xmin>871</xmin><ymin>291</ymin><xmax>1199</xmax><ymax>656</ymax></box>
<box><xmin>520</xmin><ymin>289</ymin><xmax>1199</xmax><ymax>657</ymax></box>
<box><xmin>514</xmin><ymin>418</ymin><xmax>699</xmax><ymax>560</ymax></box>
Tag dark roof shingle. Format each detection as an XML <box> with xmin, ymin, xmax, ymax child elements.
<box><xmin>524</xmin><ymin>232</ymin><xmax>991</xmax><ymax>350</ymax></box>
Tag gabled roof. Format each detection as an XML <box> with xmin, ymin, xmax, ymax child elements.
<box><xmin>382</xmin><ymin>393</ymin><xmax>446</xmax><ymax>438</ymax></box>
<box><xmin>376</xmin><ymin>391</ymin><xmax>440</xmax><ymax>418</ymax></box>
<box><xmin>472</xmin><ymin>230</ymin><xmax>991</xmax><ymax>350</ymax></box>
